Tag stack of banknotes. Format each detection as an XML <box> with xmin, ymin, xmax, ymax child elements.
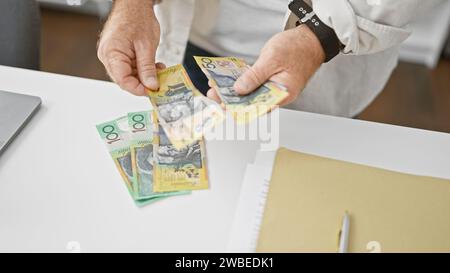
<box><xmin>96</xmin><ymin>57</ymin><xmax>288</xmax><ymax>207</ymax></box>
<box><xmin>97</xmin><ymin>111</ymin><xmax>207</xmax><ymax>206</ymax></box>
<box><xmin>194</xmin><ymin>56</ymin><xmax>288</xmax><ymax>124</ymax></box>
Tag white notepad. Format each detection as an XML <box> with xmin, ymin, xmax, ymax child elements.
<box><xmin>227</xmin><ymin>150</ymin><xmax>276</xmax><ymax>252</ymax></box>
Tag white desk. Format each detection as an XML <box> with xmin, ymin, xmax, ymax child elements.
<box><xmin>0</xmin><ymin>65</ymin><xmax>449</xmax><ymax>252</ymax></box>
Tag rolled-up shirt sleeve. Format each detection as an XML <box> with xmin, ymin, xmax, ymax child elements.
<box><xmin>311</xmin><ymin>0</ymin><xmax>443</xmax><ymax>55</ymax></box>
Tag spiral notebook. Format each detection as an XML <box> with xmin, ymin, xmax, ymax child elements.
<box><xmin>229</xmin><ymin>148</ymin><xmax>450</xmax><ymax>253</ymax></box>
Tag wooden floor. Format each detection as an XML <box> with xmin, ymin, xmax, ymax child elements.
<box><xmin>40</xmin><ymin>8</ymin><xmax>450</xmax><ymax>133</ymax></box>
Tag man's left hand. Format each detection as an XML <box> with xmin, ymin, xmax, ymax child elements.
<box><xmin>207</xmin><ymin>25</ymin><xmax>326</xmax><ymax>106</ymax></box>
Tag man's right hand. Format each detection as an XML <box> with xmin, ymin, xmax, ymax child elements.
<box><xmin>97</xmin><ymin>0</ymin><xmax>163</xmax><ymax>96</ymax></box>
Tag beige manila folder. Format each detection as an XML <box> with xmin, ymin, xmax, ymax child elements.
<box><xmin>256</xmin><ymin>148</ymin><xmax>450</xmax><ymax>253</ymax></box>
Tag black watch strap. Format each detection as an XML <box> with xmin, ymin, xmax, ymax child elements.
<box><xmin>288</xmin><ymin>0</ymin><xmax>341</xmax><ymax>62</ymax></box>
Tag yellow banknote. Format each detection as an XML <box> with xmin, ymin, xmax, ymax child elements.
<box><xmin>153</xmin><ymin>123</ymin><xmax>209</xmax><ymax>192</ymax></box>
<box><xmin>147</xmin><ymin>64</ymin><xmax>224</xmax><ymax>150</ymax></box>
<box><xmin>194</xmin><ymin>56</ymin><xmax>288</xmax><ymax>124</ymax></box>
<box><xmin>127</xmin><ymin>110</ymin><xmax>190</xmax><ymax>200</ymax></box>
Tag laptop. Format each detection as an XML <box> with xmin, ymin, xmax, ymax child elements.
<box><xmin>0</xmin><ymin>90</ymin><xmax>41</xmax><ymax>155</ymax></box>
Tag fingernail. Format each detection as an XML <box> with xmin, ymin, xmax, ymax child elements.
<box><xmin>144</xmin><ymin>76</ymin><xmax>159</xmax><ymax>90</ymax></box>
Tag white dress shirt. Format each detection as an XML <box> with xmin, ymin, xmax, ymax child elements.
<box><xmin>154</xmin><ymin>0</ymin><xmax>442</xmax><ymax>117</ymax></box>
<box><xmin>190</xmin><ymin>0</ymin><xmax>289</xmax><ymax>64</ymax></box>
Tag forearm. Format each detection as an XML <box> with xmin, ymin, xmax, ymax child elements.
<box><xmin>292</xmin><ymin>25</ymin><xmax>325</xmax><ymax>79</ymax></box>
<box><xmin>104</xmin><ymin>0</ymin><xmax>157</xmax><ymax>37</ymax></box>
<box><xmin>112</xmin><ymin>0</ymin><xmax>155</xmax><ymax>17</ymax></box>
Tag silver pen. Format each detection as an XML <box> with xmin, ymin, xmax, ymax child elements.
<box><xmin>338</xmin><ymin>211</ymin><xmax>350</xmax><ymax>253</ymax></box>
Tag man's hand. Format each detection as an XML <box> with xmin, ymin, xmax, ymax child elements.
<box><xmin>97</xmin><ymin>0</ymin><xmax>164</xmax><ymax>96</ymax></box>
<box><xmin>207</xmin><ymin>25</ymin><xmax>325</xmax><ymax>105</ymax></box>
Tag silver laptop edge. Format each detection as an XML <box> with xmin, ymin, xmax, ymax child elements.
<box><xmin>0</xmin><ymin>90</ymin><xmax>41</xmax><ymax>155</ymax></box>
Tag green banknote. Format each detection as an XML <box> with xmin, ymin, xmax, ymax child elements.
<box><xmin>127</xmin><ymin>111</ymin><xmax>190</xmax><ymax>199</ymax></box>
<box><xmin>96</xmin><ymin>116</ymin><xmax>167</xmax><ymax>207</ymax></box>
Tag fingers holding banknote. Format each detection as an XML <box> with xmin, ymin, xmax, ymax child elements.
<box><xmin>233</xmin><ymin>25</ymin><xmax>325</xmax><ymax>106</ymax></box>
<box><xmin>106</xmin><ymin>57</ymin><xmax>166</xmax><ymax>96</ymax></box>
<box><xmin>104</xmin><ymin>52</ymin><xmax>146</xmax><ymax>96</ymax></box>
<box><xmin>97</xmin><ymin>0</ymin><xmax>161</xmax><ymax>95</ymax></box>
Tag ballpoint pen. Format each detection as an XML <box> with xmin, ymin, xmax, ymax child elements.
<box><xmin>338</xmin><ymin>211</ymin><xmax>350</xmax><ymax>253</ymax></box>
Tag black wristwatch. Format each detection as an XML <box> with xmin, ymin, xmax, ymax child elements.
<box><xmin>288</xmin><ymin>0</ymin><xmax>342</xmax><ymax>62</ymax></box>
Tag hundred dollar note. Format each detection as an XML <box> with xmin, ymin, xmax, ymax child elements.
<box><xmin>194</xmin><ymin>56</ymin><xmax>288</xmax><ymax>124</ymax></box>
<box><xmin>128</xmin><ymin>111</ymin><xmax>190</xmax><ymax>200</ymax></box>
<box><xmin>96</xmin><ymin>117</ymin><xmax>166</xmax><ymax>207</ymax></box>
<box><xmin>153</xmin><ymin>124</ymin><xmax>209</xmax><ymax>192</ymax></box>
<box><xmin>147</xmin><ymin>64</ymin><xmax>224</xmax><ymax>150</ymax></box>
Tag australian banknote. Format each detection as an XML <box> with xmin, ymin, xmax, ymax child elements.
<box><xmin>153</xmin><ymin>123</ymin><xmax>209</xmax><ymax>193</ymax></box>
<box><xmin>97</xmin><ymin>116</ymin><xmax>171</xmax><ymax>207</ymax></box>
<box><xmin>194</xmin><ymin>56</ymin><xmax>288</xmax><ymax>124</ymax></box>
<box><xmin>127</xmin><ymin>111</ymin><xmax>190</xmax><ymax>200</ymax></box>
<box><xmin>147</xmin><ymin>64</ymin><xmax>224</xmax><ymax>150</ymax></box>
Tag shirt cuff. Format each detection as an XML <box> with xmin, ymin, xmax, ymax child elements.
<box><xmin>311</xmin><ymin>0</ymin><xmax>411</xmax><ymax>55</ymax></box>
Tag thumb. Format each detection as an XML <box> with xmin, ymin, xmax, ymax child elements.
<box><xmin>135</xmin><ymin>42</ymin><xmax>159</xmax><ymax>90</ymax></box>
<box><xmin>234</xmin><ymin>57</ymin><xmax>273</xmax><ymax>95</ymax></box>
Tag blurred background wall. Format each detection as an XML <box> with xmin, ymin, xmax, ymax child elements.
<box><xmin>36</xmin><ymin>0</ymin><xmax>450</xmax><ymax>133</ymax></box>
